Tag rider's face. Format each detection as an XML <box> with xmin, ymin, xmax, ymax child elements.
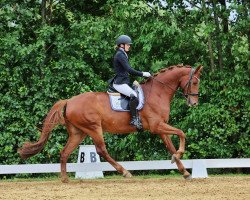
<box><xmin>124</xmin><ymin>44</ymin><xmax>131</xmax><ymax>52</ymax></box>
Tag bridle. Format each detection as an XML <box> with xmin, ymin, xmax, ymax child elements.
<box><xmin>149</xmin><ymin>68</ymin><xmax>200</xmax><ymax>101</ymax></box>
<box><xmin>183</xmin><ymin>68</ymin><xmax>200</xmax><ymax>98</ymax></box>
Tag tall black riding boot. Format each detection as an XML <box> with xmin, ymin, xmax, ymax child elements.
<box><xmin>129</xmin><ymin>94</ymin><xmax>142</xmax><ymax>130</ymax></box>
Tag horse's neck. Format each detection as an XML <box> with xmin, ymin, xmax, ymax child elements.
<box><xmin>142</xmin><ymin>80</ymin><xmax>176</xmax><ymax>106</ymax></box>
<box><xmin>142</xmin><ymin>68</ymin><xmax>188</xmax><ymax>104</ymax></box>
<box><xmin>155</xmin><ymin>67</ymin><xmax>190</xmax><ymax>91</ymax></box>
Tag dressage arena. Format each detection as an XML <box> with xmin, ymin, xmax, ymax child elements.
<box><xmin>0</xmin><ymin>176</ymin><xmax>249</xmax><ymax>200</ymax></box>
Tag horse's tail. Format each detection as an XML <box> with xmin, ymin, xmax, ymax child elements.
<box><xmin>18</xmin><ymin>99</ymin><xmax>67</xmax><ymax>159</ymax></box>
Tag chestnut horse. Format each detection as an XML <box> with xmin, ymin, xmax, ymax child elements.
<box><xmin>18</xmin><ymin>64</ymin><xmax>203</xmax><ymax>182</ymax></box>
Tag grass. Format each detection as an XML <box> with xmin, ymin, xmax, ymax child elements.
<box><xmin>0</xmin><ymin>172</ymin><xmax>249</xmax><ymax>183</ymax></box>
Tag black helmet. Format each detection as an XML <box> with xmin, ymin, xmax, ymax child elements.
<box><xmin>116</xmin><ymin>35</ymin><xmax>132</xmax><ymax>45</ymax></box>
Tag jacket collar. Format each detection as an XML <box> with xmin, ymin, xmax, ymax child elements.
<box><xmin>118</xmin><ymin>48</ymin><xmax>128</xmax><ymax>59</ymax></box>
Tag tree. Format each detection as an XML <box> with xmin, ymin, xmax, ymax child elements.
<box><xmin>0</xmin><ymin>0</ymin><xmax>249</xmax><ymax>174</ymax></box>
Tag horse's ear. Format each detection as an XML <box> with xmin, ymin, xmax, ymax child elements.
<box><xmin>194</xmin><ymin>65</ymin><xmax>203</xmax><ymax>74</ymax></box>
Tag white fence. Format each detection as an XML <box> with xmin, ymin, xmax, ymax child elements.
<box><xmin>0</xmin><ymin>158</ymin><xmax>249</xmax><ymax>178</ymax></box>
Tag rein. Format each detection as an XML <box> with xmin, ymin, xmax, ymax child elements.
<box><xmin>151</xmin><ymin>76</ymin><xmax>183</xmax><ymax>96</ymax></box>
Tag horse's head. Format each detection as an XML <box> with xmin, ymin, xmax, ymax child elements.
<box><xmin>179</xmin><ymin>66</ymin><xmax>203</xmax><ymax>106</ymax></box>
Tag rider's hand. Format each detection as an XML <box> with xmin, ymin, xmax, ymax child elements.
<box><xmin>142</xmin><ymin>72</ymin><xmax>151</xmax><ymax>78</ymax></box>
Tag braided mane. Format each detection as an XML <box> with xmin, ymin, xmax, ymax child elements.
<box><xmin>141</xmin><ymin>64</ymin><xmax>192</xmax><ymax>84</ymax></box>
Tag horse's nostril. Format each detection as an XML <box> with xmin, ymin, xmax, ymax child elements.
<box><xmin>189</xmin><ymin>102</ymin><xmax>198</xmax><ymax>106</ymax></box>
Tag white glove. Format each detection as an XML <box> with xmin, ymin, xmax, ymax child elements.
<box><xmin>142</xmin><ymin>72</ymin><xmax>151</xmax><ymax>77</ymax></box>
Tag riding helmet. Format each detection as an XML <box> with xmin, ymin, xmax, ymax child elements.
<box><xmin>116</xmin><ymin>35</ymin><xmax>132</xmax><ymax>45</ymax></box>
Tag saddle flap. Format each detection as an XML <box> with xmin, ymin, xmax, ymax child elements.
<box><xmin>107</xmin><ymin>81</ymin><xmax>144</xmax><ymax>112</ymax></box>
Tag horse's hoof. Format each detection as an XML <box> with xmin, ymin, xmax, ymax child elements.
<box><xmin>183</xmin><ymin>170</ymin><xmax>191</xmax><ymax>180</ymax></box>
<box><xmin>184</xmin><ymin>175</ymin><xmax>192</xmax><ymax>180</ymax></box>
<box><xmin>61</xmin><ymin>177</ymin><xmax>69</xmax><ymax>183</ymax></box>
<box><xmin>171</xmin><ymin>154</ymin><xmax>180</xmax><ymax>163</ymax></box>
<box><xmin>123</xmin><ymin>171</ymin><xmax>132</xmax><ymax>178</ymax></box>
<box><xmin>171</xmin><ymin>154</ymin><xmax>177</xmax><ymax>163</ymax></box>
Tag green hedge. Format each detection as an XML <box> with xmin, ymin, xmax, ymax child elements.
<box><xmin>0</xmin><ymin>1</ymin><xmax>249</xmax><ymax>176</ymax></box>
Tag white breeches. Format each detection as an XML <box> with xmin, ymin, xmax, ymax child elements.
<box><xmin>113</xmin><ymin>83</ymin><xmax>137</xmax><ymax>97</ymax></box>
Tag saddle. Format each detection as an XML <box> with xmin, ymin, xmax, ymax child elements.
<box><xmin>107</xmin><ymin>81</ymin><xmax>145</xmax><ymax>112</ymax></box>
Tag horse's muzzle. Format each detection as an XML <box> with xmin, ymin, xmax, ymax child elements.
<box><xmin>191</xmin><ymin>102</ymin><xmax>198</xmax><ymax>106</ymax></box>
<box><xmin>187</xmin><ymin>98</ymin><xmax>198</xmax><ymax>106</ymax></box>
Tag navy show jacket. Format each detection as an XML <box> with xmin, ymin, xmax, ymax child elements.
<box><xmin>113</xmin><ymin>48</ymin><xmax>143</xmax><ymax>84</ymax></box>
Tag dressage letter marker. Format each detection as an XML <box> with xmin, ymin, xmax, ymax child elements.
<box><xmin>80</xmin><ymin>152</ymin><xmax>85</xmax><ymax>162</ymax></box>
<box><xmin>75</xmin><ymin>145</ymin><xmax>104</xmax><ymax>179</ymax></box>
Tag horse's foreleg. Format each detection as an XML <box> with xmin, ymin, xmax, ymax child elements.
<box><xmin>160</xmin><ymin>134</ymin><xmax>179</xmax><ymax>163</ymax></box>
<box><xmin>154</xmin><ymin>122</ymin><xmax>185</xmax><ymax>159</ymax></box>
<box><xmin>159</xmin><ymin>134</ymin><xmax>176</xmax><ymax>155</ymax></box>
<box><xmin>60</xmin><ymin>125</ymin><xmax>87</xmax><ymax>183</ymax></box>
<box><xmin>151</xmin><ymin>122</ymin><xmax>190</xmax><ymax>179</ymax></box>
<box><xmin>160</xmin><ymin>134</ymin><xmax>190</xmax><ymax>179</ymax></box>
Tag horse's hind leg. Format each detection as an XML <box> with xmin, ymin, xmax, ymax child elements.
<box><xmin>87</xmin><ymin>128</ymin><xmax>132</xmax><ymax>178</ymax></box>
<box><xmin>160</xmin><ymin>134</ymin><xmax>191</xmax><ymax>179</ymax></box>
<box><xmin>60</xmin><ymin>124</ymin><xmax>87</xmax><ymax>183</ymax></box>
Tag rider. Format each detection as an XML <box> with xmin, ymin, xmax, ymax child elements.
<box><xmin>112</xmin><ymin>35</ymin><xmax>151</xmax><ymax>128</ymax></box>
